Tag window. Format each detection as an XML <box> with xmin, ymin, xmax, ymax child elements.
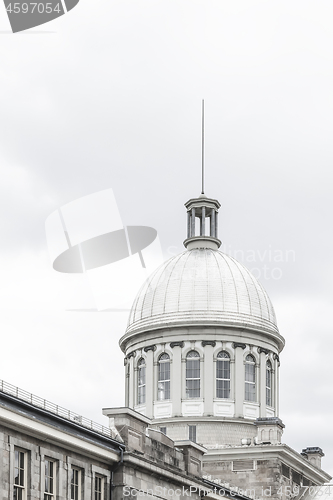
<box><xmin>158</xmin><ymin>353</ymin><xmax>170</xmax><ymax>400</ymax></box>
<box><xmin>189</xmin><ymin>425</ymin><xmax>197</xmax><ymax>443</ymax></box>
<box><xmin>71</xmin><ymin>468</ymin><xmax>81</xmax><ymax>500</ymax></box>
<box><xmin>245</xmin><ymin>354</ymin><xmax>256</xmax><ymax>402</ymax></box>
<box><xmin>94</xmin><ymin>475</ymin><xmax>104</xmax><ymax>500</ymax></box>
<box><xmin>137</xmin><ymin>358</ymin><xmax>146</xmax><ymax>405</ymax></box>
<box><xmin>160</xmin><ymin>427</ymin><xmax>167</xmax><ymax>435</ymax></box>
<box><xmin>216</xmin><ymin>351</ymin><xmax>231</xmax><ymax>398</ymax></box>
<box><xmin>186</xmin><ymin>351</ymin><xmax>200</xmax><ymax>398</ymax></box>
<box><xmin>266</xmin><ymin>360</ymin><xmax>272</xmax><ymax>406</ymax></box>
<box><xmin>14</xmin><ymin>449</ymin><xmax>26</xmax><ymax>500</ymax></box>
<box><xmin>44</xmin><ymin>459</ymin><xmax>55</xmax><ymax>500</ymax></box>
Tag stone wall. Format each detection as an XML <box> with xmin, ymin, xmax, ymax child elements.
<box><xmin>0</xmin><ymin>424</ymin><xmax>113</xmax><ymax>499</ymax></box>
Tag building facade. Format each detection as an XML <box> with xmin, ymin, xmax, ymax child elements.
<box><xmin>119</xmin><ymin>193</ymin><xmax>331</xmax><ymax>498</ymax></box>
<box><xmin>0</xmin><ymin>380</ymin><xmax>247</xmax><ymax>500</ymax></box>
<box><xmin>0</xmin><ymin>192</ymin><xmax>331</xmax><ymax>500</ymax></box>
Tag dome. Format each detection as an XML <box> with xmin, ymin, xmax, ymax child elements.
<box><xmin>126</xmin><ymin>248</ymin><xmax>280</xmax><ymax>340</ymax></box>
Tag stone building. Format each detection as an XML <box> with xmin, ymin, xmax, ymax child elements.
<box><xmin>0</xmin><ymin>191</ymin><xmax>331</xmax><ymax>500</ymax></box>
<box><xmin>0</xmin><ymin>379</ymin><xmax>247</xmax><ymax>500</ymax></box>
<box><xmin>119</xmin><ymin>193</ymin><xmax>332</xmax><ymax>498</ymax></box>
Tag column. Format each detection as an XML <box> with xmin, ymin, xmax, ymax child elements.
<box><xmin>187</xmin><ymin>211</ymin><xmax>191</xmax><ymax>238</ymax></box>
<box><xmin>144</xmin><ymin>346</ymin><xmax>155</xmax><ymax>419</ymax></box>
<box><xmin>202</xmin><ymin>341</ymin><xmax>215</xmax><ymax>415</ymax></box>
<box><xmin>274</xmin><ymin>354</ymin><xmax>280</xmax><ymax>416</ymax></box>
<box><xmin>125</xmin><ymin>360</ymin><xmax>129</xmax><ymax>407</ymax></box>
<box><xmin>128</xmin><ymin>355</ymin><xmax>135</xmax><ymax>408</ymax></box>
<box><xmin>171</xmin><ymin>342</ymin><xmax>183</xmax><ymax>416</ymax></box>
<box><xmin>201</xmin><ymin>207</ymin><xmax>206</xmax><ymax>236</ymax></box>
<box><xmin>210</xmin><ymin>210</ymin><xmax>215</xmax><ymax>238</ymax></box>
<box><xmin>215</xmin><ymin>211</ymin><xmax>218</xmax><ymax>238</ymax></box>
<box><xmin>191</xmin><ymin>208</ymin><xmax>195</xmax><ymax>237</ymax></box>
<box><xmin>233</xmin><ymin>343</ymin><xmax>246</xmax><ymax>417</ymax></box>
<box><xmin>259</xmin><ymin>351</ymin><xmax>266</xmax><ymax>417</ymax></box>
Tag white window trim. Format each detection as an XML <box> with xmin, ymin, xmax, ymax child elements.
<box><xmin>94</xmin><ymin>474</ymin><xmax>105</xmax><ymax>500</ymax></box>
<box><xmin>216</xmin><ymin>351</ymin><xmax>231</xmax><ymax>399</ymax></box>
<box><xmin>266</xmin><ymin>361</ymin><xmax>272</xmax><ymax>407</ymax></box>
<box><xmin>185</xmin><ymin>351</ymin><xmax>201</xmax><ymax>399</ymax></box>
<box><xmin>43</xmin><ymin>458</ymin><xmax>56</xmax><ymax>500</ymax></box>
<box><xmin>137</xmin><ymin>358</ymin><xmax>146</xmax><ymax>405</ymax></box>
<box><xmin>157</xmin><ymin>354</ymin><xmax>171</xmax><ymax>401</ymax></box>
<box><xmin>70</xmin><ymin>466</ymin><xmax>82</xmax><ymax>500</ymax></box>
<box><xmin>244</xmin><ymin>355</ymin><xmax>256</xmax><ymax>402</ymax></box>
<box><xmin>14</xmin><ymin>448</ymin><xmax>27</xmax><ymax>500</ymax></box>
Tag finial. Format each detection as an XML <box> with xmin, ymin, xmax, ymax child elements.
<box><xmin>201</xmin><ymin>99</ymin><xmax>205</xmax><ymax>195</ymax></box>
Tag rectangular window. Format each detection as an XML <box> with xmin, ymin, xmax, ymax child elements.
<box><xmin>71</xmin><ymin>468</ymin><xmax>81</xmax><ymax>500</ymax></box>
<box><xmin>189</xmin><ymin>425</ymin><xmax>196</xmax><ymax>443</ymax></box>
<box><xmin>245</xmin><ymin>362</ymin><xmax>256</xmax><ymax>402</ymax></box>
<box><xmin>137</xmin><ymin>361</ymin><xmax>146</xmax><ymax>405</ymax></box>
<box><xmin>14</xmin><ymin>449</ymin><xmax>26</xmax><ymax>500</ymax></box>
<box><xmin>232</xmin><ymin>460</ymin><xmax>255</xmax><ymax>471</ymax></box>
<box><xmin>44</xmin><ymin>459</ymin><xmax>55</xmax><ymax>500</ymax></box>
<box><xmin>160</xmin><ymin>427</ymin><xmax>167</xmax><ymax>435</ymax></box>
<box><xmin>266</xmin><ymin>366</ymin><xmax>272</xmax><ymax>406</ymax></box>
<box><xmin>292</xmin><ymin>470</ymin><xmax>301</xmax><ymax>485</ymax></box>
<box><xmin>94</xmin><ymin>475</ymin><xmax>104</xmax><ymax>500</ymax></box>
<box><xmin>158</xmin><ymin>359</ymin><xmax>171</xmax><ymax>401</ymax></box>
<box><xmin>281</xmin><ymin>463</ymin><xmax>290</xmax><ymax>478</ymax></box>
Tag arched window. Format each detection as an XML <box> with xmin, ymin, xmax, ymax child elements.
<box><xmin>158</xmin><ymin>353</ymin><xmax>170</xmax><ymax>400</ymax></box>
<box><xmin>186</xmin><ymin>351</ymin><xmax>200</xmax><ymax>398</ymax></box>
<box><xmin>266</xmin><ymin>360</ymin><xmax>272</xmax><ymax>406</ymax></box>
<box><xmin>245</xmin><ymin>354</ymin><xmax>256</xmax><ymax>402</ymax></box>
<box><xmin>216</xmin><ymin>351</ymin><xmax>231</xmax><ymax>399</ymax></box>
<box><xmin>137</xmin><ymin>358</ymin><xmax>146</xmax><ymax>405</ymax></box>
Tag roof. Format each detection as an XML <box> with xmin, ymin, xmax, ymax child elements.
<box><xmin>125</xmin><ymin>249</ymin><xmax>283</xmax><ymax>344</ymax></box>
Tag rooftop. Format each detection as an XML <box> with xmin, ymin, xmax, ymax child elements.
<box><xmin>0</xmin><ymin>379</ymin><xmax>123</xmax><ymax>444</ymax></box>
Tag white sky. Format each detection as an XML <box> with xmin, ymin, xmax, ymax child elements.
<box><xmin>0</xmin><ymin>0</ymin><xmax>333</xmax><ymax>477</ymax></box>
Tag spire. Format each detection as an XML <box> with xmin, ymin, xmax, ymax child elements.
<box><xmin>201</xmin><ymin>99</ymin><xmax>205</xmax><ymax>195</ymax></box>
<box><xmin>184</xmin><ymin>100</ymin><xmax>221</xmax><ymax>250</ymax></box>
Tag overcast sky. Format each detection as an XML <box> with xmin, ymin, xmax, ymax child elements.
<box><xmin>1</xmin><ymin>0</ymin><xmax>333</xmax><ymax>477</ymax></box>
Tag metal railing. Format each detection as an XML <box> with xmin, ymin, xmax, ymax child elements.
<box><xmin>0</xmin><ymin>379</ymin><xmax>122</xmax><ymax>443</ymax></box>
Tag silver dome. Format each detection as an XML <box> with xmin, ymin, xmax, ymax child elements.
<box><xmin>126</xmin><ymin>249</ymin><xmax>280</xmax><ymax>339</ymax></box>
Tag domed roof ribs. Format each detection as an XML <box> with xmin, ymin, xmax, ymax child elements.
<box><xmin>220</xmin><ymin>252</ymin><xmax>240</xmax><ymax>314</ymax></box>
<box><xmin>177</xmin><ymin>250</ymin><xmax>193</xmax><ymax>312</ymax></box>
<box><xmin>229</xmin><ymin>254</ymin><xmax>253</xmax><ymax>316</ymax></box>
<box><xmin>211</xmin><ymin>249</ymin><xmax>225</xmax><ymax>311</ymax></box>
<box><xmin>139</xmin><ymin>260</ymin><xmax>167</xmax><ymax>321</ymax></box>
<box><xmin>162</xmin><ymin>253</ymin><xmax>186</xmax><ymax>316</ymax></box>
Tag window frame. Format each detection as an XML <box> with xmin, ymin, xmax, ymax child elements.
<box><xmin>185</xmin><ymin>350</ymin><xmax>200</xmax><ymax>399</ymax></box>
<box><xmin>94</xmin><ymin>474</ymin><xmax>105</xmax><ymax>500</ymax></box>
<box><xmin>216</xmin><ymin>351</ymin><xmax>231</xmax><ymax>399</ymax></box>
<box><xmin>244</xmin><ymin>354</ymin><xmax>256</xmax><ymax>402</ymax></box>
<box><xmin>70</xmin><ymin>467</ymin><xmax>82</xmax><ymax>500</ymax></box>
<box><xmin>266</xmin><ymin>360</ymin><xmax>272</xmax><ymax>407</ymax></box>
<box><xmin>157</xmin><ymin>353</ymin><xmax>171</xmax><ymax>401</ymax></box>
<box><xmin>189</xmin><ymin>425</ymin><xmax>197</xmax><ymax>443</ymax></box>
<box><xmin>14</xmin><ymin>448</ymin><xmax>27</xmax><ymax>500</ymax></box>
<box><xmin>137</xmin><ymin>357</ymin><xmax>146</xmax><ymax>405</ymax></box>
<box><xmin>44</xmin><ymin>458</ymin><xmax>56</xmax><ymax>500</ymax></box>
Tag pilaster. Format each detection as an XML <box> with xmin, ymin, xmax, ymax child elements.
<box><xmin>171</xmin><ymin>344</ymin><xmax>182</xmax><ymax>416</ymax></box>
<box><xmin>259</xmin><ymin>351</ymin><xmax>266</xmax><ymax>417</ymax></box>
<box><xmin>144</xmin><ymin>347</ymin><xmax>155</xmax><ymax>418</ymax></box>
<box><xmin>202</xmin><ymin>342</ymin><xmax>214</xmax><ymax>415</ymax></box>
<box><xmin>233</xmin><ymin>344</ymin><xmax>245</xmax><ymax>417</ymax></box>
